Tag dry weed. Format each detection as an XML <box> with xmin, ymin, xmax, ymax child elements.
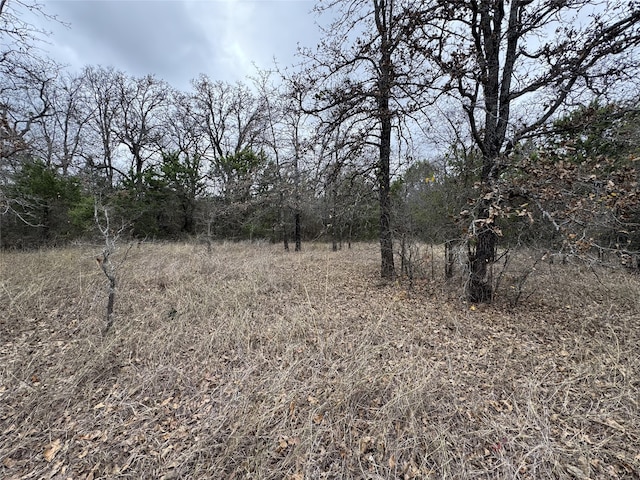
<box><xmin>1</xmin><ymin>241</ymin><xmax>638</xmax><ymax>479</ymax></box>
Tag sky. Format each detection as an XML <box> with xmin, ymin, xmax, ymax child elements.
<box><xmin>29</xmin><ymin>0</ymin><xmax>322</xmax><ymax>90</ymax></box>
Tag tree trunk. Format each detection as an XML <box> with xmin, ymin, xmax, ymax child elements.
<box><xmin>378</xmin><ymin>103</ymin><xmax>394</xmax><ymax>279</ymax></box>
<box><xmin>468</xmin><ymin>200</ymin><xmax>497</xmax><ymax>302</ymax></box>
<box><xmin>445</xmin><ymin>239</ymin><xmax>454</xmax><ymax>279</ymax></box>
<box><xmin>377</xmin><ymin>13</ymin><xmax>395</xmax><ymax>280</ymax></box>
<box><xmin>283</xmin><ymin>225</ymin><xmax>289</xmax><ymax>251</ymax></box>
<box><xmin>182</xmin><ymin>198</ymin><xmax>195</xmax><ymax>235</ymax></box>
<box><xmin>379</xmin><ymin>165</ymin><xmax>394</xmax><ymax>277</ymax></box>
<box><xmin>294</xmin><ymin>211</ymin><xmax>301</xmax><ymax>252</ymax></box>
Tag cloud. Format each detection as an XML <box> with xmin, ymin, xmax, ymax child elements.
<box><xmin>43</xmin><ymin>1</ymin><xmax>213</xmax><ymax>87</ymax></box>
<box><xmin>185</xmin><ymin>0</ymin><xmax>256</xmax><ymax>82</ymax></box>
<box><xmin>32</xmin><ymin>0</ymin><xmax>320</xmax><ymax>90</ymax></box>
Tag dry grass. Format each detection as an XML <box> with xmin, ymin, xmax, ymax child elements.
<box><xmin>1</xmin><ymin>241</ymin><xmax>639</xmax><ymax>479</ymax></box>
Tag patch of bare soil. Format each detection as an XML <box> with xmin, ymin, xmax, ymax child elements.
<box><xmin>1</xmin><ymin>242</ymin><xmax>638</xmax><ymax>479</ymax></box>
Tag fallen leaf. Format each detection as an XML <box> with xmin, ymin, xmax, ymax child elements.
<box><xmin>161</xmin><ymin>445</ymin><xmax>173</xmax><ymax>458</ymax></box>
<box><xmin>566</xmin><ymin>464</ymin><xmax>589</xmax><ymax>479</ymax></box>
<box><xmin>605</xmin><ymin>418</ymin><xmax>625</xmax><ymax>432</ymax></box>
<box><xmin>2</xmin><ymin>457</ymin><xmax>16</xmax><ymax>468</ymax></box>
<box><xmin>43</xmin><ymin>439</ymin><xmax>62</xmax><ymax>462</ymax></box>
<box><xmin>359</xmin><ymin>436</ymin><xmax>373</xmax><ymax>454</ymax></box>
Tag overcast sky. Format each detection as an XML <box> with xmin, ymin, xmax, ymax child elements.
<box><xmin>31</xmin><ymin>0</ymin><xmax>321</xmax><ymax>90</ymax></box>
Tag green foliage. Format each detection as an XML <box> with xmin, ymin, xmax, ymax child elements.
<box><xmin>112</xmin><ymin>165</ymin><xmax>179</xmax><ymax>238</ymax></box>
<box><xmin>2</xmin><ymin>159</ymin><xmax>94</xmax><ymax>246</ymax></box>
<box><xmin>16</xmin><ymin>160</ymin><xmax>82</xmax><ymax>205</ymax></box>
<box><xmin>214</xmin><ymin>149</ymin><xmax>268</xmax><ymax>203</ymax></box>
<box><xmin>108</xmin><ymin>151</ymin><xmax>213</xmax><ymax>238</ymax></box>
<box><xmin>68</xmin><ymin>196</ymin><xmax>96</xmax><ymax>232</ymax></box>
<box><xmin>394</xmin><ymin>158</ymin><xmax>476</xmax><ymax>243</ymax></box>
<box><xmin>551</xmin><ymin>101</ymin><xmax>640</xmax><ymax>164</ymax></box>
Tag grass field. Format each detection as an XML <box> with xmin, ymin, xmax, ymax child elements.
<box><xmin>1</xmin><ymin>241</ymin><xmax>639</xmax><ymax>479</ymax></box>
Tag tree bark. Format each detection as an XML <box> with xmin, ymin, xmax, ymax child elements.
<box><xmin>468</xmin><ymin>200</ymin><xmax>497</xmax><ymax>302</ymax></box>
<box><xmin>294</xmin><ymin>211</ymin><xmax>301</xmax><ymax>252</ymax></box>
<box><xmin>378</xmin><ymin>39</ymin><xmax>395</xmax><ymax>279</ymax></box>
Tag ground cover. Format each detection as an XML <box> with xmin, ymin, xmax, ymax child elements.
<box><xmin>1</xmin><ymin>242</ymin><xmax>638</xmax><ymax>479</ymax></box>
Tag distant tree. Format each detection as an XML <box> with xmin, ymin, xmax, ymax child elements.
<box><xmin>81</xmin><ymin>66</ymin><xmax>123</xmax><ymax>189</ymax></box>
<box><xmin>252</xmin><ymin>70</ymin><xmax>292</xmax><ymax>249</ymax></box>
<box><xmin>303</xmin><ymin>0</ymin><xmax>431</xmax><ymax>279</ymax></box>
<box><xmin>278</xmin><ymin>74</ymin><xmax>318</xmax><ymax>251</ymax></box>
<box><xmin>191</xmin><ymin>76</ymin><xmax>267</xmax><ymax>167</ymax></box>
<box><xmin>0</xmin><ymin>0</ymin><xmax>65</xmax><ymax>237</ymax></box>
<box><xmin>192</xmin><ymin>77</ymin><xmax>274</xmax><ymax>238</ymax></box>
<box><xmin>113</xmin><ymin>74</ymin><xmax>170</xmax><ymax>190</ymax></box>
<box><xmin>156</xmin><ymin>151</ymin><xmax>207</xmax><ymax>235</ymax></box>
<box><xmin>314</xmin><ymin>117</ymin><xmax>372</xmax><ymax>251</ymax></box>
<box><xmin>329</xmin><ymin>166</ymin><xmax>379</xmax><ymax>249</ymax></box>
<box><xmin>27</xmin><ymin>72</ymin><xmax>90</xmax><ymax>176</ymax></box>
<box><xmin>3</xmin><ymin>159</ymin><xmax>91</xmax><ymax>246</ymax></box>
<box><xmin>158</xmin><ymin>90</ymin><xmax>210</xmax><ymax>234</ymax></box>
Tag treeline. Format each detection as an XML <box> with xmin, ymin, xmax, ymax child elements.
<box><xmin>1</xmin><ymin>67</ymin><xmax>380</xmax><ymax>247</ymax></box>
<box><xmin>2</xmin><ymin>69</ymin><xmax>639</xmax><ymax>260</ymax></box>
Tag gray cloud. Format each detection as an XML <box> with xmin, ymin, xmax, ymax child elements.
<box><xmin>36</xmin><ymin>0</ymin><xmax>319</xmax><ymax>89</ymax></box>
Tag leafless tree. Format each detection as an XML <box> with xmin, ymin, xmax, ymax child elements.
<box><xmin>81</xmin><ymin>65</ymin><xmax>123</xmax><ymax>189</ymax></box>
<box><xmin>30</xmin><ymin>71</ymin><xmax>92</xmax><ymax>175</ymax></box>
<box><xmin>302</xmin><ymin>0</ymin><xmax>432</xmax><ymax>279</ymax></box>
<box><xmin>422</xmin><ymin>0</ymin><xmax>640</xmax><ymax>301</ymax></box>
<box><xmin>113</xmin><ymin>73</ymin><xmax>170</xmax><ymax>190</ymax></box>
<box><xmin>157</xmin><ymin>89</ymin><xmax>210</xmax><ymax>234</ymax></box>
<box><xmin>191</xmin><ymin>76</ymin><xmax>268</xmax><ymax>188</ymax></box>
<box><xmin>0</xmin><ymin>0</ymin><xmax>61</xmax><ymax>228</ymax></box>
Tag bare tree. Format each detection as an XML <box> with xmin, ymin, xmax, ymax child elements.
<box><xmin>81</xmin><ymin>65</ymin><xmax>123</xmax><ymax>189</ymax></box>
<box><xmin>423</xmin><ymin>0</ymin><xmax>640</xmax><ymax>301</ymax></box>
<box><xmin>302</xmin><ymin>0</ymin><xmax>431</xmax><ymax>279</ymax></box>
<box><xmin>0</xmin><ymin>0</ymin><xmax>61</xmax><ymax>229</ymax></box>
<box><xmin>191</xmin><ymin>76</ymin><xmax>271</xmax><ymax>238</ymax></box>
<box><xmin>94</xmin><ymin>200</ymin><xmax>131</xmax><ymax>334</ymax></box>
<box><xmin>157</xmin><ymin>89</ymin><xmax>210</xmax><ymax>234</ymax></box>
<box><xmin>252</xmin><ymin>70</ymin><xmax>292</xmax><ymax>249</ymax></box>
<box><xmin>191</xmin><ymin>76</ymin><xmax>267</xmax><ymax>189</ymax></box>
<box><xmin>113</xmin><ymin>73</ymin><xmax>170</xmax><ymax>190</ymax></box>
<box><xmin>30</xmin><ymin>71</ymin><xmax>92</xmax><ymax>175</ymax></box>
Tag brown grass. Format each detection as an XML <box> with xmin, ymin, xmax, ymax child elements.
<box><xmin>1</xmin><ymin>241</ymin><xmax>638</xmax><ymax>479</ymax></box>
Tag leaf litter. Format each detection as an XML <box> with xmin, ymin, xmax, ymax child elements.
<box><xmin>0</xmin><ymin>242</ymin><xmax>638</xmax><ymax>479</ymax></box>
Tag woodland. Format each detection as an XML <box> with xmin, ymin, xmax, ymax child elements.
<box><xmin>1</xmin><ymin>1</ymin><xmax>640</xmax><ymax>478</ymax></box>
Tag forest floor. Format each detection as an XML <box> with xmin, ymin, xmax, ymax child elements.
<box><xmin>1</xmin><ymin>241</ymin><xmax>639</xmax><ymax>479</ymax></box>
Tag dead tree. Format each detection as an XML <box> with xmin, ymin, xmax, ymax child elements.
<box><xmin>94</xmin><ymin>202</ymin><xmax>125</xmax><ymax>334</ymax></box>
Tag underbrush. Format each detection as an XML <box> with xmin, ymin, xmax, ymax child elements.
<box><xmin>1</xmin><ymin>241</ymin><xmax>638</xmax><ymax>479</ymax></box>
